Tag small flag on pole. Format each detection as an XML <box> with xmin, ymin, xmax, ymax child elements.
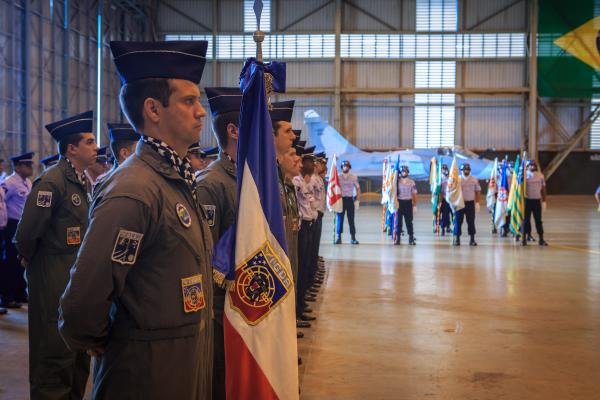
<box><xmin>445</xmin><ymin>157</ymin><xmax>464</xmax><ymax>212</ymax></box>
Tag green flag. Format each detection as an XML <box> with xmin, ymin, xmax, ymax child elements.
<box><xmin>538</xmin><ymin>0</ymin><xmax>600</xmax><ymax>98</ymax></box>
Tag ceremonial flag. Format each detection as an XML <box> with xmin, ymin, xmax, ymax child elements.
<box><xmin>380</xmin><ymin>157</ymin><xmax>389</xmax><ymax>206</ymax></box>
<box><xmin>215</xmin><ymin>58</ymin><xmax>299</xmax><ymax>400</ymax></box>
<box><xmin>327</xmin><ymin>154</ymin><xmax>343</xmax><ymax>213</ymax></box>
<box><xmin>507</xmin><ymin>154</ymin><xmax>520</xmax><ymax>212</ymax></box>
<box><xmin>387</xmin><ymin>155</ymin><xmax>400</xmax><ymax>214</ymax></box>
<box><xmin>510</xmin><ymin>154</ymin><xmax>526</xmax><ymax>236</ymax></box>
<box><xmin>486</xmin><ymin>158</ymin><xmax>498</xmax><ymax>212</ymax></box>
<box><xmin>445</xmin><ymin>157</ymin><xmax>464</xmax><ymax>212</ymax></box>
<box><xmin>494</xmin><ymin>159</ymin><xmax>509</xmax><ymax>230</ymax></box>
<box><xmin>430</xmin><ymin>157</ymin><xmax>441</xmax><ymax>232</ymax></box>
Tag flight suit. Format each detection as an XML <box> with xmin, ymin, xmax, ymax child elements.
<box><xmin>59</xmin><ymin>142</ymin><xmax>214</xmax><ymax>400</ymax></box>
<box><xmin>14</xmin><ymin>158</ymin><xmax>91</xmax><ymax>400</ymax></box>
<box><xmin>195</xmin><ymin>153</ymin><xmax>236</xmax><ymax>400</ymax></box>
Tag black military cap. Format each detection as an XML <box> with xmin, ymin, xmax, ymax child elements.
<box><xmin>110</xmin><ymin>41</ymin><xmax>208</xmax><ymax>85</ymax></box>
<box><xmin>108</xmin><ymin>123</ymin><xmax>140</xmax><ymax>142</ymax></box>
<box><xmin>201</xmin><ymin>146</ymin><xmax>219</xmax><ymax>159</ymax></box>
<box><xmin>96</xmin><ymin>146</ymin><xmax>110</xmax><ymax>163</ymax></box>
<box><xmin>205</xmin><ymin>87</ymin><xmax>243</xmax><ymax>118</ymax></box>
<box><xmin>10</xmin><ymin>152</ymin><xmax>35</xmax><ymax>164</ymax></box>
<box><xmin>460</xmin><ymin>163</ymin><xmax>471</xmax><ymax>171</ymax></box>
<box><xmin>293</xmin><ymin>129</ymin><xmax>301</xmax><ymax>139</ymax></box>
<box><xmin>45</xmin><ymin>110</ymin><xmax>94</xmax><ymax>142</ymax></box>
<box><xmin>40</xmin><ymin>154</ymin><xmax>59</xmax><ymax>167</ymax></box>
<box><xmin>270</xmin><ymin>100</ymin><xmax>294</xmax><ymax>123</ymax></box>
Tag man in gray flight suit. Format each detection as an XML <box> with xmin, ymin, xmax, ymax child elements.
<box><xmin>195</xmin><ymin>86</ymin><xmax>242</xmax><ymax>400</ymax></box>
<box><xmin>15</xmin><ymin>110</ymin><xmax>97</xmax><ymax>399</ymax></box>
<box><xmin>59</xmin><ymin>40</ymin><xmax>214</xmax><ymax>400</ymax></box>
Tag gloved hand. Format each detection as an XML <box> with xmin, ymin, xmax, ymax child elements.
<box><xmin>542</xmin><ymin>202</ymin><xmax>547</xmax><ymax>212</ymax></box>
<box><xmin>475</xmin><ymin>202</ymin><xmax>481</xmax><ymax>212</ymax></box>
<box><xmin>354</xmin><ymin>200</ymin><xmax>360</xmax><ymax>210</ymax></box>
<box><xmin>413</xmin><ymin>206</ymin><xmax>417</xmax><ymax>214</ymax></box>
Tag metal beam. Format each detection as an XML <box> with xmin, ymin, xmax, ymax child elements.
<box><xmin>466</xmin><ymin>0</ymin><xmax>524</xmax><ymax>31</ymax></box>
<box><xmin>543</xmin><ymin>105</ymin><xmax>600</xmax><ymax>180</ymax></box>
<box><xmin>279</xmin><ymin>0</ymin><xmax>334</xmax><ymax>32</ymax></box>
<box><xmin>344</xmin><ymin>0</ymin><xmax>398</xmax><ymax>31</ymax></box>
<box><xmin>528</xmin><ymin>0</ymin><xmax>538</xmax><ymax>160</ymax></box>
<box><xmin>284</xmin><ymin>87</ymin><xmax>529</xmax><ymax>94</ymax></box>
<box><xmin>537</xmin><ymin>100</ymin><xmax>571</xmax><ymax>142</ymax></box>
<box><xmin>333</xmin><ymin>0</ymin><xmax>342</xmax><ymax>131</ymax></box>
<box><xmin>158</xmin><ymin>0</ymin><xmax>211</xmax><ymax>32</ymax></box>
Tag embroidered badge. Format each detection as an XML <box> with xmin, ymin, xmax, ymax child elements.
<box><xmin>111</xmin><ymin>229</ymin><xmax>144</xmax><ymax>265</ymax></box>
<box><xmin>66</xmin><ymin>226</ymin><xmax>81</xmax><ymax>245</ymax></box>
<box><xmin>229</xmin><ymin>241</ymin><xmax>293</xmax><ymax>326</ymax></box>
<box><xmin>176</xmin><ymin>203</ymin><xmax>192</xmax><ymax>228</ymax></box>
<box><xmin>201</xmin><ymin>205</ymin><xmax>216</xmax><ymax>227</ymax></box>
<box><xmin>36</xmin><ymin>191</ymin><xmax>53</xmax><ymax>207</ymax></box>
<box><xmin>71</xmin><ymin>193</ymin><xmax>82</xmax><ymax>207</ymax></box>
<box><xmin>181</xmin><ymin>274</ymin><xmax>206</xmax><ymax>313</ymax></box>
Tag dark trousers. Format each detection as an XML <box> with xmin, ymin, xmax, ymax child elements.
<box><xmin>297</xmin><ymin>220</ymin><xmax>314</xmax><ymax>318</ymax></box>
<box><xmin>0</xmin><ymin>219</ymin><xmax>27</xmax><ymax>303</ymax></box>
<box><xmin>311</xmin><ymin>212</ymin><xmax>323</xmax><ymax>282</ymax></box>
<box><xmin>454</xmin><ymin>200</ymin><xmax>476</xmax><ymax>237</ymax></box>
<box><xmin>440</xmin><ymin>199</ymin><xmax>451</xmax><ymax>231</ymax></box>
<box><xmin>336</xmin><ymin>197</ymin><xmax>356</xmax><ymax>236</ymax></box>
<box><xmin>212</xmin><ymin>290</ymin><xmax>226</xmax><ymax>400</ymax></box>
<box><xmin>524</xmin><ymin>198</ymin><xmax>544</xmax><ymax>236</ymax></box>
<box><xmin>396</xmin><ymin>200</ymin><xmax>414</xmax><ymax>237</ymax></box>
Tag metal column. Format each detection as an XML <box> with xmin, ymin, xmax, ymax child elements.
<box><xmin>333</xmin><ymin>0</ymin><xmax>342</xmax><ymax>131</ymax></box>
<box><xmin>528</xmin><ymin>0</ymin><xmax>538</xmax><ymax>158</ymax></box>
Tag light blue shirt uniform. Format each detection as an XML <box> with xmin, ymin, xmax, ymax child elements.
<box><xmin>461</xmin><ymin>175</ymin><xmax>481</xmax><ymax>202</ymax></box>
<box><xmin>2</xmin><ymin>173</ymin><xmax>32</xmax><ymax>220</ymax></box>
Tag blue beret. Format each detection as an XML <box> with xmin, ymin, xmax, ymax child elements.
<box><xmin>205</xmin><ymin>87</ymin><xmax>242</xmax><ymax>118</ymax></box>
<box><xmin>10</xmin><ymin>152</ymin><xmax>35</xmax><ymax>163</ymax></box>
<box><xmin>107</xmin><ymin>123</ymin><xmax>140</xmax><ymax>142</ymax></box>
<box><xmin>270</xmin><ymin>100</ymin><xmax>294</xmax><ymax>123</ymax></box>
<box><xmin>45</xmin><ymin>110</ymin><xmax>93</xmax><ymax>142</ymax></box>
<box><xmin>41</xmin><ymin>154</ymin><xmax>60</xmax><ymax>166</ymax></box>
<box><xmin>110</xmin><ymin>41</ymin><xmax>208</xmax><ymax>85</ymax></box>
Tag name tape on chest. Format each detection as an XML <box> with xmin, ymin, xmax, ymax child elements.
<box><xmin>111</xmin><ymin>229</ymin><xmax>144</xmax><ymax>265</ymax></box>
<box><xmin>181</xmin><ymin>274</ymin><xmax>206</xmax><ymax>313</ymax></box>
<box><xmin>201</xmin><ymin>204</ymin><xmax>216</xmax><ymax>227</ymax></box>
<box><xmin>36</xmin><ymin>191</ymin><xmax>53</xmax><ymax>208</ymax></box>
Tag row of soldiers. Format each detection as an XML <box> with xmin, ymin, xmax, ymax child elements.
<box><xmin>0</xmin><ymin>40</ymin><xmax>324</xmax><ymax>399</ymax></box>
<box><xmin>382</xmin><ymin>160</ymin><xmax>548</xmax><ymax>246</ymax></box>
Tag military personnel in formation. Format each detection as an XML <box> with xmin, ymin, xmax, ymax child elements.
<box><xmin>195</xmin><ymin>86</ymin><xmax>241</xmax><ymax>400</ymax></box>
<box><xmin>0</xmin><ymin>173</ymin><xmax>7</xmax><ymax>316</ymax></box>
<box><xmin>335</xmin><ymin>160</ymin><xmax>360</xmax><ymax>244</ymax></box>
<box><xmin>85</xmin><ymin>145</ymin><xmax>111</xmax><ymax>187</ymax></box>
<box><xmin>59</xmin><ymin>40</ymin><xmax>214</xmax><ymax>399</ymax></box>
<box><xmin>40</xmin><ymin>154</ymin><xmax>60</xmax><ymax>169</ymax></box>
<box><xmin>453</xmin><ymin>163</ymin><xmax>481</xmax><ymax>246</ymax></box>
<box><xmin>0</xmin><ymin>152</ymin><xmax>34</xmax><ymax>308</ymax></box>
<box><xmin>15</xmin><ymin>110</ymin><xmax>96</xmax><ymax>399</ymax></box>
<box><xmin>439</xmin><ymin>164</ymin><xmax>452</xmax><ymax>235</ymax></box>
<box><xmin>395</xmin><ymin>165</ymin><xmax>417</xmax><ymax>245</ymax></box>
<box><xmin>523</xmin><ymin>160</ymin><xmax>548</xmax><ymax>246</ymax></box>
<box><xmin>0</xmin><ymin>158</ymin><xmax>6</xmax><ymax>181</ymax></box>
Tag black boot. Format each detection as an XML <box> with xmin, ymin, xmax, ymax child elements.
<box><xmin>469</xmin><ymin>235</ymin><xmax>477</xmax><ymax>246</ymax></box>
<box><xmin>492</xmin><ymin>227</ymin><xmax>497</xmax><ymax>234</ymax></box>
<box><xmin>453</xmin><ymin>236</ymin><xmax>460</xmax><ymax>246</ymax></box>
<box><xmin>393</xmin><ymin>236</ymin><xmax>400</xmax><ymax>245</ymax></box>
<box><xmin>351</xmin><ymin>236</ymin><xmax>359</xmax><ymax>245</ymax></box>
<box><xmin>539</xmin><ymin>235</ymin><xmax>548</xmax><ymax>246</ymax></box>
<box><xmin>527</xmin><ymin>234</ymin><xmax>535</xmax><ymax>242</ymax></box>
<box><xmin>409</xmin><ymin>236</ymin><xmax>416</xmax><ymax>245</ymax></box>
<box><xmin>334</xmin><ymin>235</ymin><xmax>341</xmax><ymax>245</ymax></box>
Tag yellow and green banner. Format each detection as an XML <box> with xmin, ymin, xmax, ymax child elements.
<box><xmin>538</xmin><ymin>0</ymin><xmax>600</xmax><ymax>98</ymax></box>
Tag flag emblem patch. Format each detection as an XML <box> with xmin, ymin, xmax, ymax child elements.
<box><xmin>229</xmin><ymin>241</ymin><xmax>293</xmax><ymax>325</ymax></box>
<box><xmin>36</xmin><ymin>191</ymin><xmax>53</xmax><ymax>207</ymax></box>
<box><xmin>201</xmin><ymin>204</ymin><xmax>216</xmax><ymax>227</ymax></box>
<box><xmin>181</xmin><ymin>274</ymin><xmax>205</xmax><ymax>313</ymax></box>
<box><xmin>66</xmin><ymin>226</ymin><xmax>81</xmax><ymax>245</ymax></box>
<box><xmin>176</xmin><ymin>203</ymin><xmax>192</xmax><ymax>228</ymax></box>
<box><xmin>111</xmin><ymin>229</ymin><xmax>143</xmax><ymax>265</ymax></box>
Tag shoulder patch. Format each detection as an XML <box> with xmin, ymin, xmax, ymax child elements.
<box><xmin>176</xmin><ymin>203</ymin><xmax>192</xmax><ymax>228</ymax></box>
<box><xmin>181</xmin><ymin>274</ymin><xmax>206</xmax><ymax>313</ymax></box>
<box><xmin>71</xmin><ymin>193</ymin><xmax>82</xmax><ymax>207</ymax></box>
<box><xmin>201</xmin><ymin>204</ymin><xmax>216</xmax><ymax>227</ymax></box>
<box><xmin>36</xmin><ymin>191</ymin><xmax>53</xmax><ymax>208</ymax></box>
<box><xmin>111</xmin><ymin>229</ymin><xmax>144</xmax><ymax>265</ymax></box>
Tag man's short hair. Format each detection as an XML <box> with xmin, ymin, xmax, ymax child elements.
<box><xmin>58</xmin><ymin>133</ymin><xmax>84</xmax><ymax>156</ymax></box>
<box><xmin>272</xmin><ymin>121</ymin><xmax>284</xmax><ymax>136</ymax></box>
<box><xmin>212</xmin><ymin>111</ymin><xmax>239</xmax><ymax>149</ymax></box>
<box><xmin>110</xmin><ymin>139</ymin><xmax>138</xmax><ymax>163</ymax></box>
<box><xmin>119</xmin><ymin>78</ymin><xmax>173</xmax><ymax>131</ymax></box>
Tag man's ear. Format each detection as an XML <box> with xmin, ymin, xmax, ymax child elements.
<box><xmin>227</xmin><ymin>123</ymin><xmax>239</xmax><ymax>140</ymax></box>
<box><xmin>143</xmin><ymin>98</ymin><xmax>161</xmax><ymax>125</ymax></box>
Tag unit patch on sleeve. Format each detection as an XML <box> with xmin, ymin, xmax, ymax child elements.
<box><xmin>111</xmin><ymin>229</ymin><xmax>144</xmax><ymax>265</ymax></box>
<box><xmin>181</xmin><ymin>274</ymin><xmax>206</xmax><ymax>313</ymax></box>
<box><xmin>36</xmin><ymin>191</ymin><xmax>53</xmax><ymax>208</ymax></box>
<box><xmin>66</xmin><ymin>226</ymin><xmax>81</xmax><ymax>245</ymax></box>
<box><xmin>71</xmin><ymin>193</ymin><xmax>82</xmax><ymax>206</ymax></box>
<box><xmin>201</xmin><ymin>204</ymin><xmax>216</xmax><ymax>227</ymax></box>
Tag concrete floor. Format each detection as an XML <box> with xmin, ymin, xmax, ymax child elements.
<box><xmin>1</xmin><ymin>195</ymin><xmax>599</xmax><ymax>399</ymax></box>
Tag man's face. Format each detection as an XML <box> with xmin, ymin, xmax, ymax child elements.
<box><xmin>160</xmin><ymin>79</ymin><xmax>207</xmax><ymax>149</ymax></box>
<box><xmin>342</xmin><ymin>164</ymin><xmax>350</xmax><ymax>173</ymax></box>
<box><xmin>462</xmin><ymin>167</ymin><xmax>471</xmax><ymax>176</ymax></box>
<box><xmin>15</xmin><ymin>162</ymin><xmax>34</xmax><ymax>178</ymax></box>
<box><xmin>273</xmin><ymin>121</ymin><xmax>294</xmax><ymax>156</ymax></box>
<box><xmin>70</xmin><ymin>133</ymin><xmax>98</xmax><ymax>168</ymax></box>
<box><xmin>401</xmin><ymin>169</ymin><xmax>408</xmax><ymax>178</ymax></box>
<box><xmin>528</xmin><ymin>164</ymin><xmax>537</xmax><ymax>172</ymax></box>
<box><xmin>88</xmin><ymin>160</ymin><xmax>110</xmax><ymax>177</ymax></box>
<box><xmin>442</xmin><ymin>167</ymin><xmax>449</xmax><ymax>176</ymax></box>
<box><xmin>280</xmin><ymin>148</ymin><xmax>298</xmax><ymax>179</ymax></box>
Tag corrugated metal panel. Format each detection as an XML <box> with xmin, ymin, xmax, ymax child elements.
<box><xmin>158</xmin><ymin>0</ymin><xmax>213</xmax><ymax>33</ymax></box>
<box><xmin>217</xmin><ymin>61</ymin><xmax>247</xmax><ymax>86</ymax></box>
<box><xmin>461</xmin><ymin>61</ymin><xmax>525</xmax><ymax>88</ymax></box>
<box><xmin>275</xmin><ymin>0</ymin><xmax>335</xmax><ymax>32</ymax></box>
<box><xmin>464</xmin><ymin>106</ymin><xmax>522</xmax><ymax>149</ymax></box>
<box><xmin>218</xmin><ymin>0</ymin><xmax>244</xmax><ymax>32</ymax></box>
<box><xmin>286</xmin><ymin>61</ymin><xmax>334</xmax><ymax>87</ymax></box>
<box><xmin>462</xmin><ymin>0</ymin><xmax>527</xmax><ymax>31</ymax></box>
<box><xmin>343</xmin><ymin>98</ymin><xmax>402</xmax><ymax>149</ymax></box>
<box><xmin>538</xmin><ymin>106</ymin><xmax>583</xmax><ymax>146</ymax></box>
<box><xmin>343</xmin><ymin>0</ymin><xmax>406</xmax><ymax>32</ymax></box>
<box><xmin>342</xmin><ymin>61</ymin><xmax>401</xmax><ymax>88</ymax></box>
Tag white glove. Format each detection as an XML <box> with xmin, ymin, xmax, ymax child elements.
<box><xmin>412</xmin><ymin>206</ymin><xmax>417</xmax><ymax>214</ymax></box>
<box><xmin>354</xmin><ymin>200</ymin><xmax>360</xmax><ymax>210</ymax></box>
<box><xmin>542</xmin><ymin>202</ymin><xmax>547</xmax><ymax>212</ymax></box>
<box><xmin>475</xmin><ymin>203</ymin><xmax>481</xmax><ymax>212</ymax></box>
